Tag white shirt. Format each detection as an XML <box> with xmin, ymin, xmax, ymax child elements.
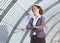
<box><xmin>33</xmin><ymin>15</ymin><xmax>41</xmax><ymax>26</ymax></box>
<box><xmin>32</xmin><ymin>15</ymin><xmax>41</xmax><ymax>35</ymax></box>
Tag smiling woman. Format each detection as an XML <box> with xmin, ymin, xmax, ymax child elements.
<box><xmin>26</xmin><ymin>4</ymin><xmax>46</xmax><ymax>43</ymax></box>
<box><xmin>32</xmin><ymin>4</ymin><xmax>43</xmax><ymax>15</ymax></box>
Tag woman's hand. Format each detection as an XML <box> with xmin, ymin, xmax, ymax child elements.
<box><xmin>34</xmin><ymin>26</ymin><xmax>41</xmax><ymax>29</ymax></box>
<box><xmin>34</xmin><ymin>26</ymin><xmax>43</xmax><ymax>31</ymax></box>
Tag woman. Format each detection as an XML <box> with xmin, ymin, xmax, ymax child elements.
<box><xmin>26</xmin><ymin>4</ymin><xmax>46</xmax><ymax>43</ymax></box>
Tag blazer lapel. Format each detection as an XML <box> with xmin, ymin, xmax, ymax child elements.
<box><xmin>30</xmin><ymin>18</ymin><xmax>34</xmax><ymax>26</ymax></box>
<box><xmin>36</xmin><ymin>16</ymin><xmax>42</xmax><ymax>26</ymax></box>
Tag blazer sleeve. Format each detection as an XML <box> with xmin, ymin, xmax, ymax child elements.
<box><xmin>36</xmin><ymin>17</ymin><xmax>45</xmax><ymax>31</ymax></box>
<box><xmin>26</xmin><ymin>18</ymin><xmax>34</xmax><ymax>30</ymax></box>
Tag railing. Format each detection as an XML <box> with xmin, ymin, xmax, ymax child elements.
<box><xmin>0</xmin><ymin>0</ymin><xmax>12</xmax><ymax>15</ymax></box>
<box><xmin>0</xmin><ymin>0</ymin><xmax>18</xmax><ymax>22</ymax></box>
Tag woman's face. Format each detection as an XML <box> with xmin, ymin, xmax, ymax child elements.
<box><xmin>32</xmin><ymin>6</ymin><xmax>39</xmax><ymax>15</ymax></box>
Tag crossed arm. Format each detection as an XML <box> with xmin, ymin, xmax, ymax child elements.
<box><xmin>26</xmin><ymin>17</ymin><xmax>45</xmax><ymax>31</ymax></box>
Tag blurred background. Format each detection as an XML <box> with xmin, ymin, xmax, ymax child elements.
<box><xmin>0</xmin><ymin>0</ymin><xmax>60</xmax><ymax>43</ymax></box>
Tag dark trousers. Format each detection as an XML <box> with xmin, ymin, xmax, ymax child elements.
<box><xmin>30</xmin><ymin>35</ymin><xmax>46</xmax><ymax>43</ymax></box>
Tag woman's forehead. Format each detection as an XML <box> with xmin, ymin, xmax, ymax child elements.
<box><xmin>33</xmin><ymin>6</ymin><xmax>36</xmax><ymax>8</ymax></box>
<box><xmin>33</xmin><ymin>6</ymin><xmax>37</xmax><ymax>8</ymax></box>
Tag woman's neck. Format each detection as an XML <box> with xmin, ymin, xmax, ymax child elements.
<box><xmin>35</xmin><ymin>14</ymin><xmax>41</xmax><ymax>19</ymax></box>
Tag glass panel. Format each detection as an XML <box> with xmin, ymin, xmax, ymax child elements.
<box><xmin>17</xmin><ymin>0</ymin><xmax>37</xmax><ymax>10</ymax></box>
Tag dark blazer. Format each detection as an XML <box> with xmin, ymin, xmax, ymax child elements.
<box><xmin>26</xmin><ymin>16</ymin><xmax>46</xmax><ymax>38</ymax></box>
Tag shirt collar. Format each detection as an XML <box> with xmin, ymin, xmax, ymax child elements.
<box><xmin>33</xmin><ymin>15</ymin><xmax>41</xmax><ymax>19</ymax></box>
